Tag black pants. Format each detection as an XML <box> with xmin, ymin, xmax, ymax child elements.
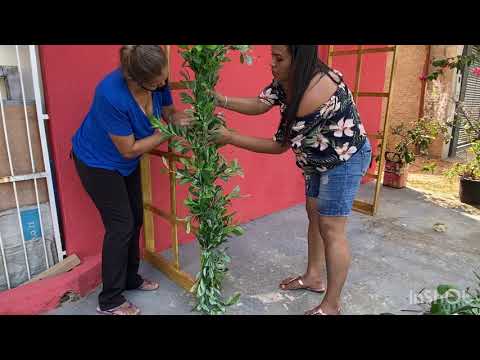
<box><xmin>73</xmin><ymin>153</ymin><xmax>144</xmax><ymax>310</ymax></box>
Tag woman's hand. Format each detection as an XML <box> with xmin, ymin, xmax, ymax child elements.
<box><xmin>171</xmin><ymin>111</ymin><xmax>194</xmax><ymax>127</ymax></box>
<box><xmin>210</xmin><ymin>90</ymin><xmax>226</xmax><ymax>107</ymax></box>
<box><xmin>211</xmin><ymin>125</ymin><xmax>234</xmax><ymax>146</ymax></box>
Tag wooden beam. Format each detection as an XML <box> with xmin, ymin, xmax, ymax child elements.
<box><xmin>352</xmin><ymin>200</ymin><xmax>374</xmax><ymax>216</ymax></box>
<box><xmin>364</xmin><ymin>172</ymin><xmax>378</xmax><ymax>180</ymax></box>
<box><xmin>144</xmin><ymin>203</ymin><xmax>175</xmax><ymax>222</ymax></box>
<box><xmin>144</xmin><ymin>203</ymin><xmax>199</xmax><ymax>234</ymax></box>
<box><xmin>327</xmin><ymin>45</ymin><xmax>334</xmax><ymax>67</ymax></box>
<box><xmin>141</xmin><ymin>155</ymin><xmax>155</xmax><ymax>253</ymax></box>
<box><xmin>168</xmin><ymin>152</ymin><xmax>180</xmax><ymax>269</ymax></box>
<box><xmin>149</xmin><ymin>149</ymin><xmax>190</xmax><ymax>160</ymax></box>
<box><xmin>0</xmin><ymin>172</ymin><xmax>47</xmax><ymax>184</ymax></box>
<box><xmin>329</xmin><ymin>46</ymin><xmax>396</xmax><ymax>57</ymax></box>
<box><xmin>365</xmin><ymin>132</ymin><xmax>385</xmax><ymax>140</ymax></box>
<box><xmin>23</xmin><ymin>254</ymin><xmax>81</xmax><ymax>285</ymax></box>
<box><xmin>166</xmin><ymin>45</ymin><xmax>171</xmax><ymax>76</ymax></box>
<box><xmin>144</xmin><ymin>250</ymin><xmax>195</xmax><ymax>292</ymax></box>
<box><xmin>372</xmin><ymin>46</ymin><xmax>398</xmax><ymax>215</ymax></box>
<box><xmin>356</xmin><ymin>92</ymin><xmax>390</xmax><ymax>97</ymax></box>
<box><xmin>170</xmin><ymin>81</ymin><xmax>189</xmax><ymax>90</ymax></box>
<box><xmin>353</xmin><ymin>45</ymin><xmax>363</xmax><ymax>103</ymax></box>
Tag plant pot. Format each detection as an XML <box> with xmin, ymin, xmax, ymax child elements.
<box><xmin>414</xmin><ymin>144</ymin><xmax>421</xmax><ymax>155</ymax></box>
<box><xmin>383</xmin><ymin>152</ymin><xmax>409</xmax><ymax>189</ymax></box>
<box><xmin>459</xmin><ymin>177</ymin><xmax>480</xmax><ymax>206</ymax></box>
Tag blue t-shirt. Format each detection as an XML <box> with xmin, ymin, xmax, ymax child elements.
<box><xmin>72</xmin><ymin>68</ymin><xmax>173</xmax><ymax>176</ymax></box>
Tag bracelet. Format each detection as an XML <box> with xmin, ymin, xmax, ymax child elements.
<box><xmin>224</xmin><ymin>95</ymin><xmax>228</xmax><ymax>108</ymax></box>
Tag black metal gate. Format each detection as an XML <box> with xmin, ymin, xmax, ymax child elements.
<box><xmin>449</xmin><ymin>45</ymin><xmax>480</xmax><ymax>157</ymax></box>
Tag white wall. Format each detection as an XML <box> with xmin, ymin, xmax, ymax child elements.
<box><xmin>0</xmin><ymin>45</ymin><xmax>17</xmax><ymax>66</ymax></box>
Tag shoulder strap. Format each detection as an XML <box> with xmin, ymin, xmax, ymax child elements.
<box><xmin>325</xmin><ymin>69</ymin><xmax>343</xmax><ymax>85</ymax></box>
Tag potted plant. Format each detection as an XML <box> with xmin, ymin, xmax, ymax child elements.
<box><xmin>427</xmin><ymin>56</ymin><xmax>480</xmax><ymax>205</ymax></box>
<box><xmin>445</xmin><ymin>140</ymin><xmax>480</xmax><ymax>205</ymax></box>
<box><xmin>383</xmin><ymin>118</ymin><xmax>448</xmax><ymax>188</ymax></box>
<box><xmin>443</xmin><ymin>102</ymin><xmax>480</xmax><ymax>206</ymax></box>
<box><xmin>383</xmin><ymin>123</ymin><xmax>415</xmax><ymax>189</ymax></box>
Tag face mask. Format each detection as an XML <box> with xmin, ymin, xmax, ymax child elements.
<box><xmin>139</xmin><ymin>78</ymin><xmax>169</xmax><ymax>92</ymax></box>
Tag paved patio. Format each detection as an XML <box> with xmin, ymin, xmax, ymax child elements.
<box><xmin>47</xmin><ymin>183</ymin><xmax>480</xmax><ymax>315</ymax></box>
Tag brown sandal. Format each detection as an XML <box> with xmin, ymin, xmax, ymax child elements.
<box><xmin>96</xmin><ymin>301</ymin><xmax>141</xmax><ymax>315</ymax></box>
<box><xmin>137</xmin><ymin>279</ymin><xmax>160</xmax><ymax>291</ymax></box>
<box><xmin>280</xmin><ymin>276</ymin><xmax>326</xmax><ymax>293</ymax></box>
<box><xmin>305</xmin><ymin>306</ymin><xmax>341</xmax><ymax>315</ymax></box>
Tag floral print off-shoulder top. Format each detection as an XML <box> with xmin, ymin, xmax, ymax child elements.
<box><xmin>258</xmin><ymin>69</ymin><xmax>367</xmax><ymax>175</ymax></box>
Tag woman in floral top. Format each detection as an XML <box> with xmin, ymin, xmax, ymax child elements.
<box><xmin>213</xmin><ymin>45</ymin><xmax>372</xmax><ymax>315</ymax></box>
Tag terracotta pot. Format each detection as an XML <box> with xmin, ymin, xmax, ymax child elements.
<box><xmin>383</xmin><ymin>152</ymin><xmax>409</xmax><ymax>189</ymax></box>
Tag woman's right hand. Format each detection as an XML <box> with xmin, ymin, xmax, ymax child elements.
<box><xmin>211</xmin><ymin>125</ymin><xmax>234</xmax><ymax>146</ymax></box>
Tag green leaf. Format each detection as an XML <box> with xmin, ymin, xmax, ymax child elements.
<box><xmin>225</xmin><ymin>292</ymin><xmax>241</xmax><ymax>306</ymax></box>
<box><xmin>227</xmin><ymin>185</ymin><xmax>241</xmax><ymax>200</ymax></box>
<box><xmin>430</xmin><ymin>297</ymin><xmax>471</xmax><ymax>315</ymax></box>
<box><xmin>437</xmin><ymin>284</ymin><xmax>458</xmax><ymax>296</ymax></box>
<box><xmin>230</xmin><ymin>225</ymin><xmax>244</xmax><ymax>236</ymax></box>
<box><xmin>180</xmin><ymin>92</ymin><xmax>195</xmax><ymax>105</ymax></box>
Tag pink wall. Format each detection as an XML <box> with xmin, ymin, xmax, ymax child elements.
<box><xmin>39</xmin><ymin>45</ymin><xmax>305</xmax><ymax>257</ymax></box>
<box><xmin>39</xmin><ymin>45</ymin><xmax>387</xmax><ymax>258</ymax></box>
<box><xmin>40</xmin><ymin>45</ymin><xmax>122</xmax><ymax>258</ymax></box>
<box><xmin>156</xmin><ymin>45</ymin><xmax>307</xmax><ymax>250</ymax></box>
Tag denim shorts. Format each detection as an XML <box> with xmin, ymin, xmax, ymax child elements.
<box><xmin>305</xmin><ymin>140</ymin><xmax>372</xmax><ymax>217</ymax></box>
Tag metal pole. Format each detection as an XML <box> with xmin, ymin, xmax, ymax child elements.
<box><xmin>28</xmin><ymin>45</ymin><xmax>64</xmax><ymax>262</ymax></box>
<box><xmin>0</xmin><ymin>232</ymin><xmax>11</xmax><ymax>290</ymax></box>
<box><xmin>16</xmin><ymin>45</ymin><xmax>49</xmax><ymax>269</ymax></box>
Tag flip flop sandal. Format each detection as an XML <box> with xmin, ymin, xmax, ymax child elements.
<box><xmin>307</xmin><ymin>306</ymin><xmax>342</xmax><ymax>315</ymax></box>
<box><xmin>96</xmin><ymin>301</ymin><xmax>140</xmax><ymax>315</ymax></box>
<box><xmin>137</xmin><ymin>279</ymin><xmax>160</xmax><ymax>291</ymax></box>
<box><xmin>280</xmin><ymin>276</ymin><xmax>326</xmax><ymax>293</ymax></box>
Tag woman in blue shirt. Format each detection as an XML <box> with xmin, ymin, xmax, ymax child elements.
<box><xmin>72</xmin><ymin>45</ymin><xmax>191</xmax><ymax>315</ymax></box>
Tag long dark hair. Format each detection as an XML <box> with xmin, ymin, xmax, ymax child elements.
<box><xmin>282</xmin><ymin>45</ymin><xmax>332</xmax><ymax>144</ymax></box>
